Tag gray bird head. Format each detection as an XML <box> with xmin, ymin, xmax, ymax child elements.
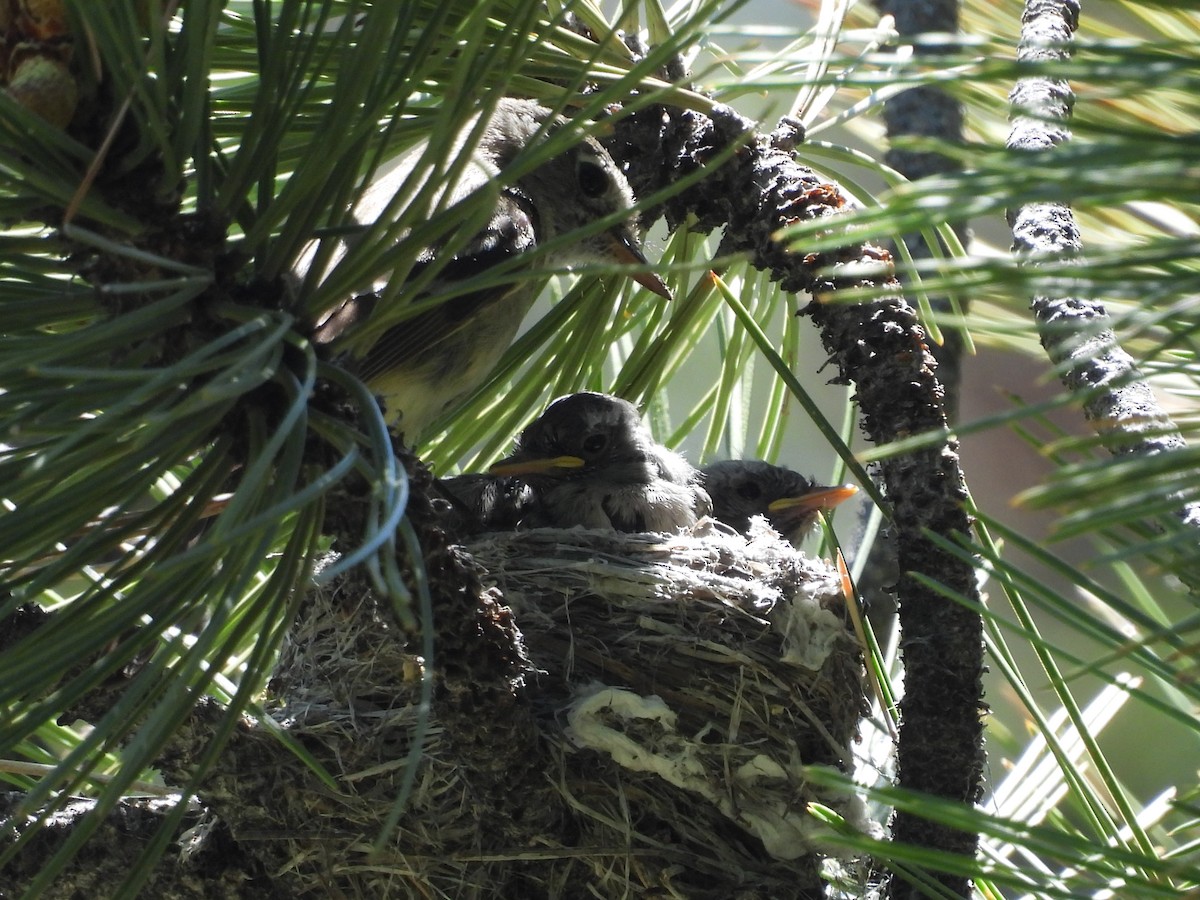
<box><xmin>489</xmin><ymin>391</ymin><xmax>663</xmax><ymax>486</ymax></box>
<box><xmin>703</xmin><ymin>459</ymin><xmax>857</xmax><ymax>544</ymax></box>
<box><xmin>482</xmin><ymin>99</ymin><xmax>669</xmax><ymax>298</ymax></box>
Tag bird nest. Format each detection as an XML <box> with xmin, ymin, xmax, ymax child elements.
<box><xmin>263</xmin><ymin>521</ymin><xmax>869</xmax><ymax>899</ymax></box>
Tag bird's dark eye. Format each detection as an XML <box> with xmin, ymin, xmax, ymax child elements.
<box><xmin>576</xmin><ymin>157</ymin><xmax>610</xmax><ymax>199</ymax></box>
<box><xmin>736</xmin><ymin>481</ymin><xmax>762</xmax><ymax>500</ymax></box>
<box><xmin>582</xmin><ymin>433</ymin><xmax>607</xmax><ymax>454</ymax></box>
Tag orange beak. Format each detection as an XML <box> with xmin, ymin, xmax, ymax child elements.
<box><xmin>768</xmin><ymin>484</ymin><xmax>859</xmax><ymax>517</ymax></box>
<box><xmin>608</xmin><ymin>230</ymin><xmax>672</xmax><ymax>300</ymax></box>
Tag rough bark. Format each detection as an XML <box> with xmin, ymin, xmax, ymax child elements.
<box><xmin>861</xmin><ymin>0</ymin><xmax>972</xmax><ymax>737</ymax></box>
<box><xmin>870</xmin><ymin>3</ymin><xmax>979</xmax><ymax>895</ymax></box>
<box><xmin>875</xmin><ymin>0</ymin><xmax>969</xmax><ymax>421</ymax></box>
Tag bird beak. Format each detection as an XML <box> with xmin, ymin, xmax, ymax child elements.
<box><xmin>768</xmin><ymin>484</ymin><xmax>858</xmax><ymax>517</ymax></box>
<box><xmin>489</xmin><ymin>455</ymin><xmax>586</xmax><ymax>477</ymax></box>
<box><xmin>608</xmin><ymin>229</ymin><xmax>672</xmax><ymax>300</ymax></box>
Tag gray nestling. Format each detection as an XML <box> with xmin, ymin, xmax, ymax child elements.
<box><xmin>436</xmin><ymin>473</ymin><xmax>539</xmax><ymax>535</ymax></box>
<box><xmin>489</xmin><ymin>392</ymin><xmax>711</xmax><ymax>533</ymax></box>
<box><xmin>702</xmin><ymin>459</ymin><xmax>857</xmax><ymax>546</ymax></box>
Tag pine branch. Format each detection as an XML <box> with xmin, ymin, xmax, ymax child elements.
<box><xmin>1007</xmin><ymin>0</ymin><xmax>1200</xmax><ymax>531</ymax></box>
<box><xmin>859</xmin><ymin>12</ymin><xmax>976</xmax><ymax>887</ymax></box>
<box><xmin>871</xmin><ymin>2</ymin><xmax>978</xmax><ymax>888</ymax></box>
<box><xmin>874</xmin><ymin>0</ymin><xmax>968</xmax><ymax>421</ymax></box>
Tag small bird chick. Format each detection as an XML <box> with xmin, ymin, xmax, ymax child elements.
<box><xmin>436</xmin><ymin>473</ymin><xmax>539</xmax><ymax>535</ymax></box>
<box><xmin>489</xmin><ymin>392</ymin><xmax>711</xmax><ymax>533</ymax></box>
<box><xmin>702</xmin><ymin>459</ymin><xmax>857</xmax><ymax>546</ymax></box>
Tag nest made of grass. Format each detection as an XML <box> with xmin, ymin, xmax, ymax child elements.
<box><xmin>261</xmin><ymin>519</ymin><xmax>869</xmax><ymax>899</ymax></box>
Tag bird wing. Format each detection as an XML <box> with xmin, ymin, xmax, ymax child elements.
<box><xmin>353</xmin><ymin>195</ymin><xmax>538</xmax><ymax>384</ymax></box>
<box><xmin>600</xmin><ymin>490</ymin><xmax>648</xmax><ymax>533</ymax></box>
<box><xmin>304</xmin><ymin>112</ymin><xmax>506</xmax><ymax>344</ymax></box>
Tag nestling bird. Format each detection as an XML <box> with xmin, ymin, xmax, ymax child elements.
<box><xmin>305</xmin><ymin>98</ymin><xmax>670</xmax><ymax>438</ymax></box>
<box><xmin>489</xmin><ymin>392</ymin><xmax>711</xmax><ymax>533</ymax></box>
<box><xmin>702</xmin><ymin>459</ymin><xmax>857</xmax><ymax>546</ymax></box>
<box><xmin>436</xmin><ymin>473</ymin><xmax>539</xmax><ymax>535</ymax></box>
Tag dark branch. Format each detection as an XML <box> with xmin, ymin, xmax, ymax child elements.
<box><xmin>869</xmin><ymin>2</ymin><xmax>977</xmax><ymax>894</ymax></box>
